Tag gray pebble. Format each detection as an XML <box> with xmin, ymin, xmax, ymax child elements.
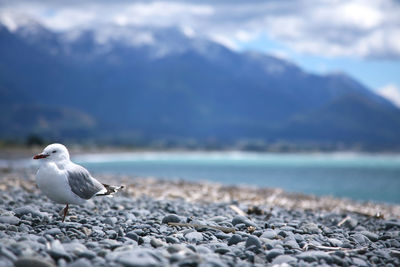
<box><xmin>245</xmin><ymin>236</ymin><xmax>261</xmax><ymax>249</ymax></box>
<box><xmin>297</xmin><ymin>251</ymin><xmax>332</xmax><ymax>263</ymax></box>
<box><xmin>266</xmin><ymin>248</ymin><xmax>284</xmax><ymax>261</ymax></box>
<box><xmin>126</xmin><ymin>231</ymin><xmax>139</xmax><ymax>241</ymax></box>
<box><xmin>231</xmin><ymin>216</ymin><xmax>256</xmax><ymax>227</ymax></box>
<box><xmin>343</xmin><ymin>217</ymin><xmax>358</xmax><ymax>230</ymax></box>
<box><xmin>0</xmin><ymin>215</ymin><xmax>20</xmax><ymax>225</ymax></box>
<box><xmin>67</xmin><ymin>258</ymin><xmax>92</xmax><ymax>267</ymax></box>
<box><xmin>228</xmin><ymin>234</ymin><xmax>243</xmax><ymax>246</ymax></box>
<box><xmin>116</xmin><ymin>248</ymin><xmax>164</xmax><ymax>267</ymax></box>
<box><xmin>161</xmin><ymin>214</ymin><xmax>181</xmax><ymax>224</ymax></box>
<box><xmin>261</xmin><ymin>229</ymin><xmax>277</xmax><ymax>239</ymax></box>
<box><xmin>166</xmin><ymin>236</ymin><xmax>179</xmax><ymax>244</ymax></box>
<box><xmin>272</xmin><ymin>255</ymin><xmax>298</xmax><ymax>265</ymax></box>
<box><xmin>284</xmin><ymin>239</ymin><xmax>300</xmax><ymax>250</ymax></box>
<box><xmin>14</xmin><ymin>257</ymin><xmax>55</xmax><ymax>267</ymax></box>
<box><xmin>301</xmin><ymin>223</ymin><xmax>321</xmax><ymax>234</ymax></box>
<box><xmin>104</xmin><ymin>217</ymin><xmax>117</xmax><ymax>226</ymax></box>
<box><xmin>352</xmin><ymin>257</ymin><xmax>368</xmax><ymax>267</ymax></box>
<box><xmin>13</xmin><ymin>206</ymin><xmax>44</xmax><ymax>218</ymax></box>
<box><xmin>150</xmin><ymin>238</ymin><xmax>164</xmax><ymax>248</ymax></box>
<box><xmin>44</xmin><ymin>228</ymin><xmax>62</xmax><ymax>236</ymax></box>
<box><xmin>360</xmin><ymin>231</ymin><xmax>379</xmax><ymax>242</ymax></box>
<box><xmin>185</xmin><ymin>231</ymin><xmax>203</xmax><ymax>242</ymax></box>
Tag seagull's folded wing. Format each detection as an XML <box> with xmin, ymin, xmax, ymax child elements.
<box><xmin>66</xmin><ymin>164</ymin><xmax>104</xmax><ymax>200</ymax></box>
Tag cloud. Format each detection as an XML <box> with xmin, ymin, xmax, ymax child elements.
<box><xmin>0</xmin><ymin>0</ymin><xmax>399</xmax><ymax>59</ymax></box>
<box><xmin>377</xmin><ymin>84</ymin><xmax>400</xmax><ymax>108</ymax></box>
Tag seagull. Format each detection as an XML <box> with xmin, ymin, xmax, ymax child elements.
<box><xmin>33</xmin><ymin>143</ymin><xmax>123</xmax><ymax>222</ymax></box>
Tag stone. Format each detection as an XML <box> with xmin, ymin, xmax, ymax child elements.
<box><xmin>231</xmin><ymin>216</ymin><xmax>257</xmax><ymax>227</ymax></box>
<box><xmin>351</xmin><ymin>233</ymin><xmax>370</xmax><ymax>246</ymax></box>
<box><xmin>352</xmin><ymin>257</ymin><xmax>368</xmax><ymax>267</ymax></box>
<box><xmin>272</xmin><ymin>255</ymin><xmax>298</xmax><ymax>265</ymax></box>
<box><xmin>162</xmin><ymin>214</ymin><xmax>181</xmax><ymax>224</ymax></box>
<box><xmin>185</xmin><ymin>232</ymin><xmax>203</xmax><ymax>243</ymax></box>
<box><xmin>67</xmin><ymin>258</ymin><xmax>92</xmax><ymax>267</ymax></box>
<box><xmin>245</xmin><ymin>236</ymin><xmax>261</xmax><ymax>249</ymax></box>
<box><xmin>47</xmin><ymin>240</ymin><xmax>72</xmax><ymax>262</ymax></box>
<box><xmin>343</xmin><ymin>217</ymin><xmax>358</xmax><ymax>230</ymax></box>
<box><xmin>150</xmin><ymin>238</ymin><xmax>164</xmax><ymax>248</ymax></box>
<box><xmin>301</xmin><ymin>223</ymin><xmax>321</xmax><ymax>234</ymax></box>
<box><xmin>116</xmin><ymin>248</ymin><xmax>164</xmax><ymax>267</ymax></box>
<box><xmin>297</xmin><ymin>251</ymin><xmax>332</xmax><ymax>263</ymax></box>
<box><xmin>44</xmin><ymin>228</ymin><xmax>62</xmax><ymax>236</ymax></box>
<box><xmin>266</xmin><ymin>248</ymin><xmax>284</xmax><ymax>262</ymax></box>
<box><xmin>0</xmin><ymin>215</ymin><xmax>20</xmax><ymax>225</ymax></box>
<box><xmin>126</xmin><ymin>231</ymin><xmax>139</xmax><ymax>241</ymax></box>
<box><xmin>166</xmin><ymin>236</ymin><xmax>179</xmax><ymax>244</ymax></box>
<box><xmin>13</xmin><ymin>206</ymin><xmax>44</xmax><ymax>218</ymax></box>
<box><xmin>104</xmin><ymin>217</ymin><xmax>117</xmax><ymax>226</ymax></box>
<box><xmin>360</xmin><ymin>231</ymin><xmax>379</xmax><ymax>242</ymax></box>
<box><xmin>228</xmin><ymin>234</ymin><xmax>243</xmax><ymax>246</ymax></box>
<box><xmin>167</xmin><ymin>244</ymin><xmax>186</xmax><ymax>254</ymax></box>
<box><xmin>261</xmin><ymin>229</ymin><xmax>277</xmax><ymax>239</ymax></box>
<box><xmin>284</xmin><ymin>240</ymin><xmax>300</xmax><ymax>250</ymax></box>
<box><xmin>14</xmin><ymin>257</ymin><xmax>55</xmax><ymax>267</ymax></box>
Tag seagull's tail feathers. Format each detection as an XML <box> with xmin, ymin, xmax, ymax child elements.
<box><xmin>96</xmin><ymin>184</ymin><xmax>124</xmax><ymax>197</ymax></box>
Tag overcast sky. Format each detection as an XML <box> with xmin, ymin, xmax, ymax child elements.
<box><xmin>1</xmin><ymin>0</ymin><xmax>400</xmax><ymax>105</ymax></box>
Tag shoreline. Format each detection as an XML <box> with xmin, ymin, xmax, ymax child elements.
<box><xmin>2</xmin><ymin>167</ymin><xmax>400</xmax><ymax>218</ymax></box>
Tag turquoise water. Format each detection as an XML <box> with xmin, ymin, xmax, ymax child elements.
<box><xmin>73</xmin><ymin>152</ymin><xmax>400</xmax><ymax>204</ymax></box>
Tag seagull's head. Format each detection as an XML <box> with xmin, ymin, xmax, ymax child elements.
<box><xmin>33</xmin><ymin>143</ymin><xmax>70</xmax><ymax>162</ymax></box>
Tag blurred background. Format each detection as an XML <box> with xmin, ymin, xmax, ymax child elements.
<box><xmin>1</xmin><ymin>0</ymin><xmax>400</xmax><ymax>203</ymax></box>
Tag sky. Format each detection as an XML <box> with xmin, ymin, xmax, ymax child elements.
<box><xmin>1</xmin><ymin>0</ymin><xmax>399</xmax><ymax>105</ymax></box>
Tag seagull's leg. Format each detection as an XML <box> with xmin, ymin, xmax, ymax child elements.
<box><xmin>62</xmin><ymin>204</ymin><xmax>69</xmax><ymax>222</ymax></box>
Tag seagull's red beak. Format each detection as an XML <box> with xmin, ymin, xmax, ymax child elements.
<box><xmin>33</xmin><ymin>153</ymin><xmax>49</xmax><ymax>159</ymax></box>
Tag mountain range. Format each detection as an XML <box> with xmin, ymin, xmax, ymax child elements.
<box><xmin>1</xmin><ymin>21</ymin><xmax>400</xmax><ymax>150</ymax></box>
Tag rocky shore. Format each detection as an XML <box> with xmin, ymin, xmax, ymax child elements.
<box><xmin>0</xmin><ymin>168</ymin><xmax>399</xmax><ymax>266</ymax></box>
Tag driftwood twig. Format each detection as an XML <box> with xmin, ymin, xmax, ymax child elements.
<box><xmin>168</xmin><ymin>222</ymin><xmax>235</xmax><ymax>233</ymax></box>
<box><xmin>229</xmin><ymin>205</ymin><xmax>247</xmax><ymax>216</ymax></box>
<box><xmin>303</xmin><ymin>243</ymin><xmax>368</xmax><ymax>254</ymax></box>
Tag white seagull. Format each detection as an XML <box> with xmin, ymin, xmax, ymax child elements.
<box><xmin>33</xmin><ymin>143</ymin><xmax>123</xmax><ymax>222</ymax></box>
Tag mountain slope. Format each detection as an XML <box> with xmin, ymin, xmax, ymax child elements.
<box><xmin>0</xmin><ymin>23</ymin><xmax>399</xmax><ymax>150</ymax></box>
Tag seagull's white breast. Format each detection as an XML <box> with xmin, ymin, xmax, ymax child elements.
<box><xmin>36</xmin><ymin>162</ymin><xmax>85</xmax><ymax>205</ymax></box>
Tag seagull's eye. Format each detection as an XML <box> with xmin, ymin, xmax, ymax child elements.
<box><xmin>52</xmin><ymin>150</ymin><xmax>57</xmax><ymax>153</ymax></box>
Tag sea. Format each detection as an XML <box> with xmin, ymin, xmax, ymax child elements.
<box><xmin>70</xmin><ymin>151</ymin><xmax>400</xmax><ymax>204</ymax></box>
<box><xmin>5</xmin><ymin>151</ymin><xmax>399</xmax><ymax>204</ymax></box>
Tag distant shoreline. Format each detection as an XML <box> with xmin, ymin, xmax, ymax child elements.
<box><xmin>2</xmin><ymin>167</ymin><xmax>399</xmax><ymax>219</ymax></box>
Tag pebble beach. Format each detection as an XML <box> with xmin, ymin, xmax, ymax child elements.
<box><xmin>0</xmin><ymin>168</ymin><xmax>400</xmax><ymax>267</ymax></box>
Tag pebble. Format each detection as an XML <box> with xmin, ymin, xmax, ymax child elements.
<box><xmin>162</xmin><ymin>214</ymin><xmax>181</xmax><ymax>224</ymax></box>
<box><xmin>261</xmin><ymin>229</ymin><xmax>277</xmax><ymax>239</ymax></box>
<box><xmin>0</xmin><ymin>174</ymin><xmax>398</xmax><ymax>267</ymax></box>
<box><xmin>297</xmin><ymin>251</ymin><xmax>332</xmax><ymax>263</ymax></box>
<box><xmin>14</xmin><ymin>257</ymin><xmax>55</xmax><ymax>267</ymax></box>
<box><xmin>272</xmin><ymin>255</ymin><xmax>298</xmax><ymax>265</ymax></box>
<box><xmin>231</xmin><ymin>216</ymin><xmax>257</xmax><ymax>227</ymax></box>
<box><xmin>44</xmin><ymin>228</ymin><xmax>62</xmax><ymax>236</ymax></box>
<box><xmin>104</xmin><ymin>217</ymin><xmax>117</xmax><ymax>226</ymax></box>
<box><xmin>116</xmin><ymin>248</ymin><xmax>165</xmax><ymax>266</ymax></box>
<box><xmin>360</xmin><ymin>231</ymin><xmax>379</xmax><ymax>242</ymax></box>
<box><xmin>343</xmin><ymin>217</ymin><xmax>358</xmax><ymax>230</ymax></box>
<box><xmin>0</xmin><ymin>215</ymin><xmax>20</xmax><ymax>225</ymax></box>
<box><xmin>266</xmin><ymin>248</ymin><xmax>284</xmax><ymax>261</ymax></box>
<box><xmin>150</xmin><ymin>238</ymin><xmax>164</xmax><ymax>248</ymax></box>
<box><xmin>245</xmin><ymin>236</ymin><xmax>261</xmax><ymax>249</ymax></box>
<box><xmin>185</xmin><ymin>232</ymin><xmax>203</xmax><ymax>243</ymax></box>
<box><xmin>301</xmin><ymin>223</ymin><xmax>321</xmax><ymax>234</ymax></box>
<box><xmin>13</xmin><ymin>206</ymin><xmax>44</xmax><ymax>218</ymax></box>
<box><xmin>228</xmin><ymin>234</ymin><xmax>243</xmax><ymax>246</ymax></box>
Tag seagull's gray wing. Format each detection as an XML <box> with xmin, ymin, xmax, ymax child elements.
<box><xmin>66</xmin><ymin>164</ymin><xmax>104</xmax><ymax>200</ymax></box>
